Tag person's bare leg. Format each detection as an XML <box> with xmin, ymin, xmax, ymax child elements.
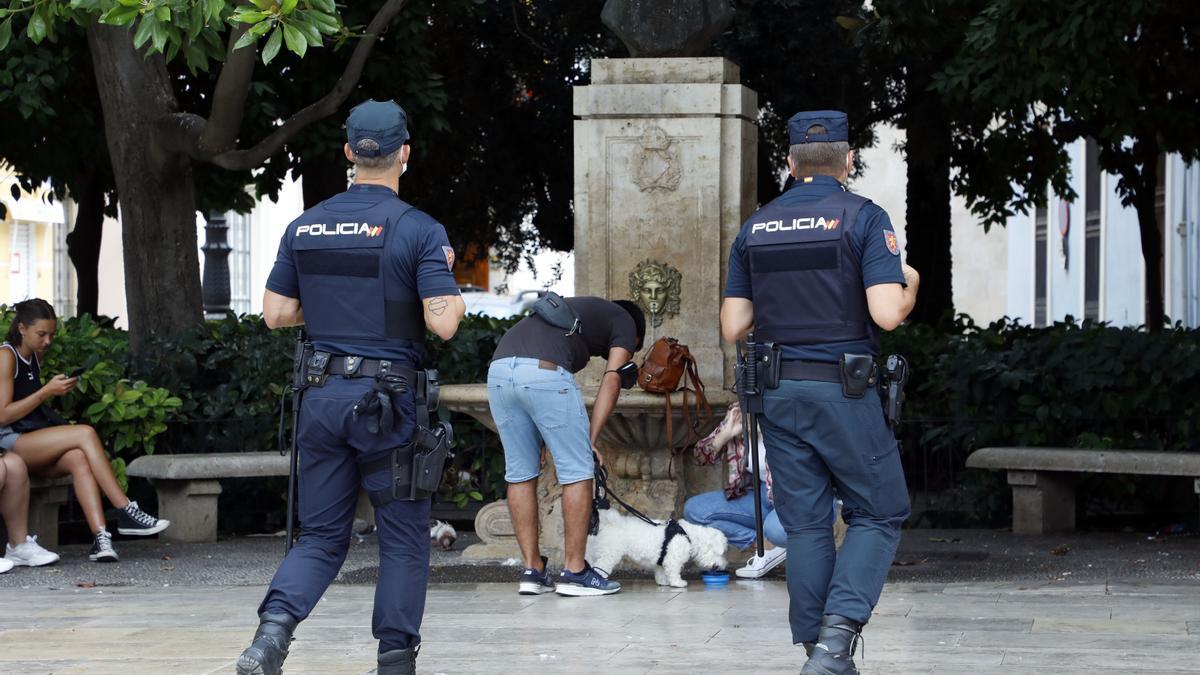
<box><xmin>46</xmin><ymin>449</ymin><xmax>106</xmax><ymax>534</ymax></box>
<box><xmin>561</xmin><ymin>479</ymin><xmax>592</xmax><ymax>573</ymax></box>
<box><xmin>13</xmin><ymin>426</ymin><xmax>129</xmax><ymax>509</ymax></box>
<box><xmin>0</xmin><ymin>455</ymin><xmax>30</xmax><ymax>545</ymax></box>
<box><xmin>507</xmin><ymin>478</ymin><xmax>542</xmax><ymax>570</ymax></box>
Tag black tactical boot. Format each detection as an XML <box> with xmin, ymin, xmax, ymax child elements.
<box><xmin>376</xmin><ymin>645</ymin><xmax>418</xmax><ymax>675</ymax></box>
<box><xmin>236</xmin><ymin>612</ymin><xmax>298</xmax><ymax>675</ymax></box>
<box><xmin>800</xmin><ymin>614</ymin><xmax>863</xmax><ymax>675</ymax></box>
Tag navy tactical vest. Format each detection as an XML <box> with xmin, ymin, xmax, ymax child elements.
<box><xmin>745</xmin><ymin>189</ymin><xmax>876</xmax><ymax>349</ymax></box>
<box><xmin>290</xmin><ymin>189</ymin><xmax>425</xmax><ymax>358</ymax></box>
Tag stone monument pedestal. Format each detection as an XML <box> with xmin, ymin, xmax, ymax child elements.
<box><xmin>573</xmin><ymin>57</ymin><xmax>757</xmax><ymax>389</ymax></box>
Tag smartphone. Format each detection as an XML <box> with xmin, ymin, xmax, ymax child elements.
<box><xmin>67</xmin><ymin>366</ymin><xmax>87</xmax><ymax>378</ymax></box>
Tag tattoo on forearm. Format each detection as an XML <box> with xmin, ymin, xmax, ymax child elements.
<box><xmin>428</xmin><ymin>297</ymin><xmax>448</xmax><ymax>316</ymax></box>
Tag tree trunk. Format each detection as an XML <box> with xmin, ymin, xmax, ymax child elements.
<box><xmin>902</xmin><ymin>81</ymin><xmax>954</xmax><ymax>326</ymax></box>
<box><xmin>1132</xmin><ymin>149</ymin><xmax>1164</xmax><ymax>330</ymax></box>
<box><xmin>86</xmin><ymin>24</ymin><xmax>203</xmax><ymax>351</ymax></box>
<box><xmin>65</xmin><ymin>169</ymin><xmax>104</xmax><ymax>317</ymax></box>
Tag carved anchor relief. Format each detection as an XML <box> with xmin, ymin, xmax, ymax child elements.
<box><xmin>631</xmin><ymin>126</ymin><xmax>681</xmax><ymax>193</ymax></box>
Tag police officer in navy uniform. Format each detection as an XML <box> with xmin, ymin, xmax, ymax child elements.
<box><xmin>237</xmin><ymin>100</ymin><xmax>466</xmax><ymax>675</ymax></box>
<box><xmin>721</xmin><ymin>111</ymin><xmax>920</xmax><ymax>675</ymax></box>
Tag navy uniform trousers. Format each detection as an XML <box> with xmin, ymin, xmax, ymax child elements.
<box><xmin>760</xmin><ymin>379</ymin><xmax>911</xmax><ymax>644</ymax></box>
<box><xmin>258</xmin><ymin>376</ymin><xmax>431</xmax><ymax>653</ymax></box>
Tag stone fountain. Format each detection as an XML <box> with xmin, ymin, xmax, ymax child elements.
<box><xmin>443</xmin><ymin>0</ymin><xmax>758</xmax><ymax>563</ymax></box>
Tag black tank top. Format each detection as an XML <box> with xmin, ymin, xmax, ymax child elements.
<box><xmin>4</xmin><ymin>343</ymin><xmax>42</xmax><ymax>403</ymax></box>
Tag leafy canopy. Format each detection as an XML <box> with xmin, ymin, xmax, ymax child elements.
<box><xmin>0</xmin><ymin>0</ymin><xmax>345</xmax><ymax>73</ymax></box>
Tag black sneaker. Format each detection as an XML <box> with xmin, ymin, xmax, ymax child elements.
<box><xmin>117</xmin><ymin>501</ymin><xmax>170</xmax><ymax>536</ymax></box>
<box><xmin>88</xmin><ymin>529</ymin><xmax>119</xmax><ymax>563</ymax></box>
<box><xmin>517</xmin><ymin>555</ymin><xmax>556</xmax><ymax>595</ymax></box>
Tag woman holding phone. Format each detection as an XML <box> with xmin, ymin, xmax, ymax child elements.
<box><xmin>0</xmin><ymin>299</ymin><xmax>168</xmax><ymax>563</ymax></box>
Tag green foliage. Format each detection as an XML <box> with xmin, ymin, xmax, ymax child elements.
<box><xmin>9</xmin><ymin>312</ymin><xmax>185</xmax><ymax>487</ymax></box>
<box><xmin>935</xmin><ymin>0</ymin><xmax>1200</xmax><ymax>224</ymax></box>
<box><xmin>883</xmin><ymin>316</ymin><xmax>1200</xmax><ymax>524</ymax></box>
<box><xmin>1</xmin><ymin>0</ymin><xmax>345</xmax><ymax>73</ymax></box>
<box><xmin>134</xmin><ymin>313</ymin><xmax>295</xmax><ymax>454</ymax></box>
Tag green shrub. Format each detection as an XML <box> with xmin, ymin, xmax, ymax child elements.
<box><xmin>883</xmin><ymin>316</ymin><xmax>1200</xmax><ymax>525</ymax></box>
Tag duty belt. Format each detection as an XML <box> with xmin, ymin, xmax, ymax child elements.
<box><xmin>779</xmin><ymin>361</ymin><xmax>842</xmax><ymax>383</ymax></box>
<box><xmin>325</xmin><ymin>356</ymin><xmax>417</xmax><ymax>381</ymax></box>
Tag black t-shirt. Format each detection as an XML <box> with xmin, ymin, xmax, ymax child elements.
<box><xmin>491</xmin><ymin>297</ymin><xmax>638</xmax><ymax>373</ymax></box>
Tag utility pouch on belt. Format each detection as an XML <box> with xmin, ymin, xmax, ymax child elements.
<box><xmin>839</xmin><ymin>353</ymin><xmax>877</xmax><ymax>399</ymax></box>
<box><xmin>755</xmin><ymin>342</ymin><xmax>783</xmax><ymax>391</ymax></box>
<box><xmin>531</xmin><ymin>291</ymin><xmax>582</xmax><ymax>337</ymax></box>
<box><xmin>305</xmin><ymin>351</ymin><xmax>331</xmax><ymax>387</ymax></box>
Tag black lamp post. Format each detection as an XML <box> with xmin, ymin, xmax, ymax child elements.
<box><xmin>202</xmin><ymin>211</ymin><xmax>232</xmax><ymax>317</ymax></box>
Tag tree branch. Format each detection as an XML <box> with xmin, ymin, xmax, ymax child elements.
<box><xmin>196</xmin><ymin>21</ymin><xmax>255</xmax><ymax>156</ymax></box>
<box><xmin>205</xmin><ymin>0</ymin><xmax>410</xmax><ymax>172</ymax></box>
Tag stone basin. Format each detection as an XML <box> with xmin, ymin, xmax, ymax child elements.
<box><xmin>440</xmin><ymin>383</ymin><xmax>736</xmax><ymax>563</ymax></box>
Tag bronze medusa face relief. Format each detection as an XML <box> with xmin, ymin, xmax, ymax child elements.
<box><xmin>628</xmin><ymin>259</ymin><xmax>682</xmax><ymax>328</ymax></box>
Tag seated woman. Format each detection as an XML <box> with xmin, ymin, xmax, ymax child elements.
<box><xmin>1</xmin><ymin>449</ymin><xmax>59</xmax><ymax>571</ymax></box>
<box><xmin>0</xmin><ymin>299</ymin><xmax>168</xmax><ymax>563</ymax></box>
<box><xmin>685</xmin><ymin>404</ymin><xmax>789</xmax><ymax>578</ymax></box>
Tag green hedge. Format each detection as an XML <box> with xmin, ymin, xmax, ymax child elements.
<box><xmin>882</xmin><ymin>316</ymin><xmax>1200</xmax><ymax>526</ymax></box>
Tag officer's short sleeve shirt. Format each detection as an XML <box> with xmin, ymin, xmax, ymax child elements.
<box><xmin>266</xmin><ymin>229</ymin><xmax>300</xmax><ymax>298</ymax></box>
<box><xmin>404</xmin><ymin>210</ymin><xmax>460</xmax><ymax>300</ymax></box>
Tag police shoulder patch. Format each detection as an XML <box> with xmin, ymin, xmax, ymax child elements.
<box><xmin>883</xmin><ymin>229</ymin><xmax>900</xmax><ymax>256</ymax></box>
<box><xmin>442</xmin><ymin>246</ymin><xmax>455</xmax><ymax>271</ymax></box>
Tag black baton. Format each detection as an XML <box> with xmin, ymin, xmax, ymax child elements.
<box><xmin>285</xmin><ymin>331</ymin><xmax>306</xmax><ymax>554</ymax></box>
<box><xmin>737</xmin><ymin>334</ymin><xmax>766</xmax><ymax>558</ymax></box>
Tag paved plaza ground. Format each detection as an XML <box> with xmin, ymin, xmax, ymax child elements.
<box><xmin>0</xmin><ymin>529</ymin><xmax>1197</xmax><ymax>673</ymax></box>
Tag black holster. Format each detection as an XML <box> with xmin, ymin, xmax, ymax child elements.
<box><xmin>361</xmin><ymin>420</ymin><xmax>455</xmax><ymax>507</ymax></box>
<box><xmin>880</xmin><ymin>354</ymin><xmax>910</xmax><ymax>428</ymax></box>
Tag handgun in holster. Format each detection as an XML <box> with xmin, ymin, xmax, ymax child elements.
<box><xmin>881</xmin><ymin>354</ymin><xmax>910</xmax><ymax>428</ymax></box>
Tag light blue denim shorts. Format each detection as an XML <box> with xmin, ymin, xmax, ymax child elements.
<box><xmin>0</xmin><ymin>426</ymin><xmax>19</xmax><ymax>452</ymax></box>
<box><xmin>487</xmin><ymin>357</ymin><xmax>593</xmax><ymax>485</ymax></box>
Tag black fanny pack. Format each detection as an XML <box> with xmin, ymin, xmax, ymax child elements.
<box><xmin>531</xmin><ymin>291</ymin><xmax>582</xmax><ymax>337</ymax></box>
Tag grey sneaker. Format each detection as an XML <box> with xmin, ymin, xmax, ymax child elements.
<box><xmin>556</xmin><ymin>562</ymin><xmax>621</xmax><ymax>597</ymax></box>
<box><xmin>117</xmin><ymin>500</ymin><xmax>170</xmax><ymax>536</ymax></box>
<box><xmin>88</xmin><ymin>528</ymin><xmax>119</xmax><ymax>563</ymax></box>
<box><xmin>518</xmin><ymin>555</ymin><xmax>556</xmax><ymax>595</ymax></box>
<box><xmin>5</xmin><ymin>535</ymin><xmax>60</xmax><ymax>567</ymax></box>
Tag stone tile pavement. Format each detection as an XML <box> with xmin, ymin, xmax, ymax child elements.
<box><xmin>1</xmin><ymin>578</ymin><xmax>1199</xmax><ymax>674</ymax></box>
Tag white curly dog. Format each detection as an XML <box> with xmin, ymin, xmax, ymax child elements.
<box><xmin>586</xmin><ymin>508</ymin><xmax>728</xmax><ymax>588</ymax></box>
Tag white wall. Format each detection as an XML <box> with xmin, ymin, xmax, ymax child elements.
<box><xmin>1006</xmin><ymin>208</ymin><xmax>1035</xmax><ymax>323</ymax></box>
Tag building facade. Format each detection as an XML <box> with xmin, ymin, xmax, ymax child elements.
<box><xmin>1006</xmin><ymin>140</ymin><xmax>1200</xmax><ymax>328</ymax></box>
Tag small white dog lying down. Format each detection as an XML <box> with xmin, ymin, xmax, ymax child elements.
<box><xmin>586</xmin><ymin>508</ymin><xmax>728</xmax><ymax>588</ymax></box>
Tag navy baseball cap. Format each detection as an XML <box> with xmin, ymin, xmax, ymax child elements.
<box><xmin>788</xmin><ymin>110</ymin><xmax>849</xmax><ymax>145</ymax></box>
<box><xmin>346</xmin><ymin>99</ymin><xmax>410</xmax><ymax>157</ymax></box>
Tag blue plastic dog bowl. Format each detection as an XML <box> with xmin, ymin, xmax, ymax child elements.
<box><xmin>701</xmin><ymin>570</ymin><xmax>730</xmax><ymax>587</ymax></box>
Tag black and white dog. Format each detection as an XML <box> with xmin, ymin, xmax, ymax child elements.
<box><xmin>586</xmin><ymin>508</ymin><xmax>727</xmax><ymax>587</ymax></box>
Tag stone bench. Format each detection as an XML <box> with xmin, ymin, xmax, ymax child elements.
<box><xmin>965</xmin><ymin>447</ymin><xmax>1200</xmax><ymax>534</ymax></box>
<box><xmin>128</xmin><ymin>452</ymin><xmax>288</xmax><ymax>543</ymax></box>
<box><xmin>0</xmin><ymin>476</ymin><xmax>72</xmax><ymax>548</ymax></box>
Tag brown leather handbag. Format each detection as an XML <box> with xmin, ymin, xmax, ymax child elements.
<box><xmin>638</xmin><ymin>337</ymin><xmax>712</xmax><ymax>450</ymax></box>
